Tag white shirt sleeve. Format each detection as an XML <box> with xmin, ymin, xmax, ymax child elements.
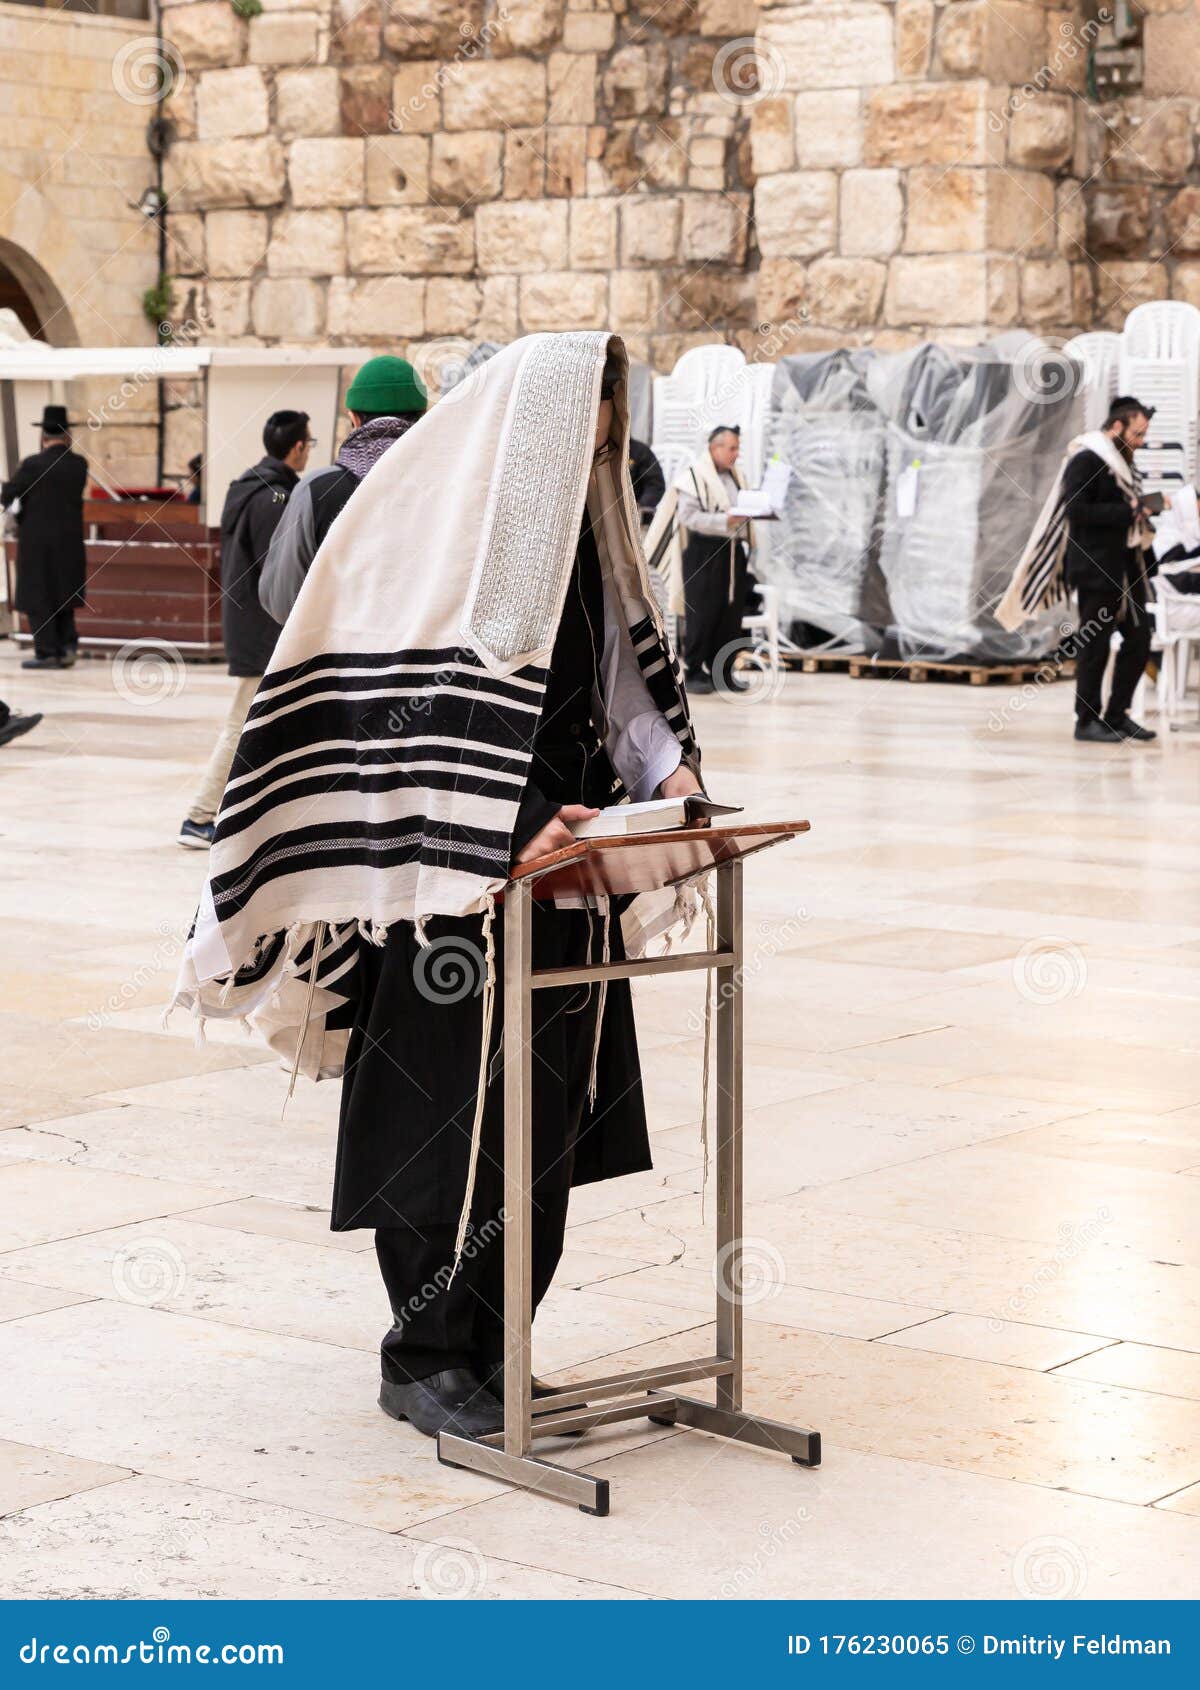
<box><xmin>598</xmin><ymin>573</ymin><xmax>683</xmax><ymax>803</ymax></box>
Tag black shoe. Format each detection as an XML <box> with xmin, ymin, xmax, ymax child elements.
<box><xmin>21</xmin><ymin>656</ymin><xmax>62</xmax><ymax>671</ymax></box>
<box><xmin>1074</xmin><ymin>719</ymin><xmax>1121</xmax><ymax>743</ymax></box>
<box><xmin>378</xmin><ymin>1369</ymin><xmax>504</xmax><ymax>1439</ymax></box>
<box><xmin>687</xmin><ymin>671</ymin><xmax>715</xmax><ymax>695</ymax></box>
<box><xmin>178</xmin><ymin>818</ymin><xmax>216</xmax><ymax>849</ymax></box>
<box><xmin>0</xmin><ymin>711</ymin><xmax>41</xmax><ymax>748</ymax></box>
<box><xmin>1106</xmin><ymin>714</ymin><xmax>1157</xmax><ymax>742</ymax></box>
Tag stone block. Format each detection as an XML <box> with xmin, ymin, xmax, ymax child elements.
<box><xmin>808</xmin><ymin>257</ymin><xmax>886</xmax><ymax>328</ymax></box>
<box><xmin>1144</xmin><ymin>13</ymin><xmax>1200</xmax><ymax>99</ymax></box>
<box><xmin>248</xmin><ymin>11</ymin><xmax>318</xmax><ymax>65</ymax></box>
<box><xmin>865</xmin><ymin>82</ymin><xmax>989</xmax><ymax>167</ymax></box>
<box><xmin>896</xmin><ymin>0</ymin><xmax>934</xmax><ymax>79</ymax></box>
<box><xmin>794</xmin><ymin>89</ymin><xmax>864</xmax><ymax>168</ymax></box>
<box><xmin>390</xmin><ymin>62</ymin><xmax>442</xmax><ymax>135</ymax></box>
<box><xmin>196</xmin><ymin>67</ymin><xmax>268</xmax><ymax>141</ymax></box>
<box><xmin>443</xmin><ymin>59</ymin><xmax>547</xmax><ymax>130</ymax></box>
<box><xmin>546</xmin><ymin>127</ymin><xmax>588</xmax><ymax>197</ymax></box>
<box><xmin>840</xmin><ymin>168</ymin><xmax>902</xmax><ymax>257</ymax></box>
<box><xmin>475</xmin><ymin>200</ymin><xmax>568</xmax><ymax>271</ymax></box>
<box><xmin>1165</xmin><ymin>186</ymin><xmax>1200</xmax><ymax>256</ymax></box>
<box><xmin>276</xmin><ymin>69</ymin><xmax>341</xmax><ymax>138</ymax></box>
<box><xmin>1087</xmin><ymin>185</ymin><xmax>1152</xmax><ymax>257</ymax></box>
<box><xmin>340</xmin><ymin>65</ymin><xmax>393</xmax><ymax>136</ymax></box>
<box><xmin>430</xmin><ymin>131</ymin><xmax>502</xmax><ymax>203</ymax></box>
<box><xmin>266</xmin><ymin>209</ymin><xmax>346</xmax><ymax>276</ymax></box>
<box><xmin>346</xmin><ymin>207</ymin><xmax>475</xmax><ymax>273</ymax></box>
<box><xmin>365</xmin><ymin>134</ymin><xmax>430</xmax><ymax>204</ymax></box>
<box><xmin>619</xmin><ymin>195</ymin><xmax>683</xmax><ymax>265</ymax></box>
<box><xmin>383</xmin><ymin>0</ymin><xmax>485</xmax><ymax>59</ymax></box>
<box><xmin>288</xmin><ymin>138</ymin><xmax>365</xmax><ymax>207</ymax></box>
<box><xmin>1008</xmin><ymin>95</ymin><xmax>1075</xmax><ymax>170</ymax></box>
<box><xmin>756</xmin><ymin>258</ymin><xmax>808</xmax><ymax>328</ymax></box>
<box><xmin>425</xmin><ymin>276</ymin><xmax>482</xmax><ymax>335</ymax></box>
<box><xmin>162</xmin><ymin>2</ymin><xmax>245</xmax><ymax>73</ymax></box>
<box><xmin>602</xmin><ymin>44</ymin><xmax>669</xmax><ymax>117</ymax></box>
<box><xmin>203</xmin><ymin>279</ymin><xmax>251</xmax><ymax>337</ymax></box>
<box><xmin>327</xmin><ymin>275</ymin><xmax>425</xmax><ymax>337</ymax></box>
<box><xmin>330</xmin><ymin>0</ymin><xmax>382</xmax><ymax>64</ymax></box>
<box><xmin>503</xmin><ymin>129</ymin><xmax>546</xmax><ymax>200</ymax></box>
<box><xmin>884</xmin><ymin>254</ymin><xmax>988</xmax><ymax>325</ymax></box>
<box><xmin>1019</xmin><ymin>258</ymin><xmax>1073</xmax><ymax>325</ymax></box>
<box><xmin>204</xmin><ymin>208</ymin><xmax>268</xmax><ymax>277</ymax></box>
<box><xmin>550</xmin><ymin>50</ymin><xmax>597</xmax><ymax>124</ymax></box>
<box><xmin>759</xmin><ymin>3</ymin><xmax>895</xmax><ymax>90</ymax></box>
<box><xmin>163</xmin><ymin>138</ymin><xmax>286</xmax><ymax>210</ymax></box>
<box><xmin>495</xmin><ymin>0</ymin><xmax>567</xmax><ymax>54</ymax></box>
<box><xmin>1095</xmin><ymin>260</ymin><xmax>1168</xmax><ymax>328</ymax></box>
<box><xmin>749</xmin><ymin>98</ymin><xmax>794</xmax><ymax>175</ymax></box>
<box><xmin>680</xmin><ymin>193</ymin><xmax>749</xmax><ymax>263</ymax></box>
<box><xmin>937</xmin><ymin>1</ymin><xmax>1046</xmax><ymax>83</ymax></box>
<box><xmin>988</xmin><ymin>168</ymin><xmax>1056</xmax><ymax>255</ymax></box>
<box><xmin>476</xmin><ymin>274</ymin><xmax>519</xmax><ymax>341</ymax></box>
<box><xmin>251</xmin><ymin>276</ymin><xmax>325</xmax><ymax>339</ymax></box>
<box><xmin>755</xmin><ymin>171</ymin><xmax>836</xmax><ymax>259</ymax></box>
<box><xmin>519</xmin><ymin>271</ymin><xmax>608</xmax><ymax>332</ymax></box>
<box><xmin>569</xmin><ymin>200</ymin><xmax>617</xmax><ymax>270</ymax></box>
<box><xmin>1102</xmin><ymin>100</ymin><xmax>1194</xmax><ymax>182</ymax></box>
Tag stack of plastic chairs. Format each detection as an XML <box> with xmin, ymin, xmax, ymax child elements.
<box><xmin>1064</xmin><ymin>331</ymin><xmax>1121</xmax><ymax>431</ymax></box>
<box><xmin>650</xmin><ymin>344</ymin><xmax>748</xmax><ymax>471</ymax></box>
<box><xmin>1118</xmin><ymin>301</ymin><xmax>1200</xmax><ymax>493</ymax></box>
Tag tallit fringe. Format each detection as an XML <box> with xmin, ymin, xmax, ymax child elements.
<box><xmin>451</xmin><ymin>893</ymin><xmax>497</xmax><ymax>1275</ymax></box>
<box><xmin>586</xmin><ymin>899</ymin><xmax>611</xmax><ymax>1109</ymax></box>
<box><xmin>285</xmin><ymin>919</ymin><xmax>327</xmax><ymax>1113</ymax></box>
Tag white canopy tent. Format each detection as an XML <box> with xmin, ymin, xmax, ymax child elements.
<box><xmin>0</xmin><ymin>344</ymin><xmax>375</xmax><ymax>527</ymax></box>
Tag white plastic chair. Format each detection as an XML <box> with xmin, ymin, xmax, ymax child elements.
<box><xmin>742</xmin><ymin>580</ymin><xmax>781</xmax><ymax>674</ymax></box>
<box><xmin>1152</xmin><ymin>567</ymin><xmax>1200</xmax><ymax>717</ymax></box>
<box><xmin>1065</xmin><ymin>331</ymin><xmax>1121</xmax><ymax>432</ymax></box>
<box><xmin>1120</xmin><ymin>302</ymin><xmax>1200</xmax><ymax>489</ymax></box>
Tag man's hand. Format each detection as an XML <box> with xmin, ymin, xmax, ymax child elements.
<box><xmin>726</xmin><ymin>513</ymin><xmax>747</xmax><ymax>531</ymax></box>
<box><xmin>659</xmin><ymin>764</ymin><xmax>703</xmax><ymax>800</ymax></box>
<box><xmin>513</xmin><ymin>803</ymin><xmax>599</xmax><ymax>864</ymax></box>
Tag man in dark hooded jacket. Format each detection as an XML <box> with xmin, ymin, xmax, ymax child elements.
<box><xmin>1</xmin><ymin>405</ymin><xmax>88</xmax><ymax>669</ymax></box>
<box><xmin>178</xmin><ymin>410</ymin><xmax>312</xmax><ymax>847</ymax></box>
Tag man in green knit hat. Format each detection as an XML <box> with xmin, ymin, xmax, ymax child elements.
<box><xmin>260</xmin><ymin>354</ymin><xmax>427</xmax><ymax>625</ymax></box>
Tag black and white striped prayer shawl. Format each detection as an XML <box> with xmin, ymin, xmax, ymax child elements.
<box><xmin>172</xmin><ymin>332</ymin><xmax>697</xmax><ymax>1080</ymax></box>
<box><xmin>996</xmin><ymin>429</ymin><xmax>1142</xmax><ymax>632</ymax></box>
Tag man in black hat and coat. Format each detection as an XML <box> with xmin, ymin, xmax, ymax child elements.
<box><xmin>1</xmin><ymin>405</ymin><xmax>88</xmax><ymax>670</ymax></box>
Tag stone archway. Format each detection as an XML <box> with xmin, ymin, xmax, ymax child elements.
<box><xmin>0</xmin><ymin>167</ymin><xmax>92</xmax><ymax>348</ymax></box>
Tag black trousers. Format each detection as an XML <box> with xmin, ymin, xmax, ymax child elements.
<box><xmin>682</xmin><ymin>536</ymin><xmax>750</xmax><ymax>678</ymax></box>
<box><xmin>32</xmin><ymin>604</ymin><xmax>76</xmax><ymax>660</ymax></box>
<box><xmin>1074</xmin><ymin>583</ymin><xmax>1152</xmax><ymax>725</ymax></box>
<box><xmin>375</xmin><ymin>1147</ymin><xmax>575</xmax><ymax>1386</ymax></box>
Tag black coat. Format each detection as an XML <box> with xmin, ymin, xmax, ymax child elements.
<box><xmin>1062</xmin><ymin>447</ymin><xmax>1144</xmax><ymax>595</ymax></box>
<box><xmin>629</xmin><ymin>438</ymin><xmax>666</xmax><ymax>517</ymax></box>
<box><xmin>219</xmin><ymin>457</ymin><xmax>298</xmax><ymax>676</ymax></box>
<box><xmin>1</xmin><ymin>443</ymin><xmax>88</xmax><ymax>621</ymax></box>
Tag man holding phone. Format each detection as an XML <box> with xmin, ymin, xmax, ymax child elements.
<box><xmin>1061</xmin><ymin>396</ymin><xmax>1160</xmax><ymax>744</ymax></box>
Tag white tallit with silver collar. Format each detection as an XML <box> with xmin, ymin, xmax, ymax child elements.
<box><xmin>171</xmin><ymin>333</ymin><xmax>698</xmax><ymax>1098</ymax></box>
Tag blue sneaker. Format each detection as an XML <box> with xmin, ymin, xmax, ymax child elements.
<box><xmin>178</xmin><ymin>818</ymin><xmax>215</xmax><ymax>849</ymax></box>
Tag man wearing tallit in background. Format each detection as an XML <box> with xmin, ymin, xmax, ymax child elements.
<box><xmin>645</xmin><ymin>425</ymin><xmax>754</xmax><ymax>692</ymax></box>
<box><xmin>173</xmin><ymin>334</ymin><xmax>703</xmax><ymax>1440</ymax></box>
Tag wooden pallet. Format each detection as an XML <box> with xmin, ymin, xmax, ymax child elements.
<box><xmin>844</xmin><ymin>655</ymin><xmax>1074</xmax><ymax>686</ymax></box>
<box><xmin>798</xmin><ymin>652</ymin><xmax>859</xmax><ymax>674</ymax></box>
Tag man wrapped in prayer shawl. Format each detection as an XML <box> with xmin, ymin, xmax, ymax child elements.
<box><xmin>172</xmin><ymin>333</ymin><xmax>703</xmax><ymax>1438</ymax></box>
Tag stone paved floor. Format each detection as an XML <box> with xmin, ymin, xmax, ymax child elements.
<box><xmin>2</xmin><ymin>645</ymin><xmax>1200</xmax><ymax>1599</ymax></box>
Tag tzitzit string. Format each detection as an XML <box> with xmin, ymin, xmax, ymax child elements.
<box><xmin>451</xmin><ymin>893</ymin><xmax>497</xmax><ymax>1275</ymax></box>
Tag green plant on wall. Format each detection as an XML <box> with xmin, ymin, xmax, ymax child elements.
<box><xmin>142</xmin><ymin>275</ymin><xmax>176</xmax><ymax>331</ymax></box>
<box><xmin>232</xmin><ymin>0</ymin><xmax>263</xmax><ymax>17</ymax></box>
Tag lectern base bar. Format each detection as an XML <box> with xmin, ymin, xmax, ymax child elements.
<box><xmin>647</xmin><ymin>1391</ymin><xmax>822</xmax><ymax>1467</ymax></box>
<box><xmin>437</xmin><ymin>1432</ymin><xmax>610</xmax><ymax>1516</ymax></box>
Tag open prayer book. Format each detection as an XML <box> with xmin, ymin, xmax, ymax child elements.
<box><xmin>728</xmin><ymin>455</ymin><xmax>791</xmax><ymax>520</ymax></box>
<box><xmin>569</xmin><ymin>795</ymin><xmax>743</xmax><ymax>840</ymax></box>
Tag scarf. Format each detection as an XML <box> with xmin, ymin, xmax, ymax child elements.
<box><xmin>996</xmin><ymin>429</ymin><xmax>1146</xmax><ymax>630</ymax></box>
<box><xmin>335</xmin><ymin>413</ymin><xmax>416</xmax><ymax>480</ymax></box>
<box><xmin>171</xmin><ymin>332</ymin><xmax>696</xmax><ymax>1084</ymax></box>
<box><xmin>643</xmin><ymin>449</ymin><xmax>750</xmax><ymax>616</ymax></box>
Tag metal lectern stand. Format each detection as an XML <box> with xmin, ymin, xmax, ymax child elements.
<box><xmin>437</xmin><ymin>821</ymin><xmax>821</xmax><ymax>1516</ymax></box>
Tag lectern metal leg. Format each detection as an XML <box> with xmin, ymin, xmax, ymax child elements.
<box><xmin>714</xmin><ymin>859</ymin><xmax>744</xmax><ymax>1413</ymax></box>
<box><xmin>502</xmin><ymin>878</ymin><xmax>533</xmax><ymax>1460</ymax></box>
<box><xmin>647</xmin><ymin>1391</ymin><xmax>821</xmax><ymax>1467</ymax></box>
<box><xmin>437</xmin><ymin>1432</ymin><xmax>610</xmax><ymax>1516</ymax></box>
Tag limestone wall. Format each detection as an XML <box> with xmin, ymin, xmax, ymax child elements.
<box><xmin>0</xmin><ymin>1</ymin><xmax>160</xmax><ymax>479</ymax></box>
